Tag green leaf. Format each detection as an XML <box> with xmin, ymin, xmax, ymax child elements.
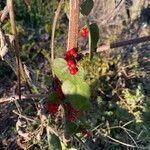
<box><xmin>80</xmin><ymin>0</ymin><xmax>94</xmax><ymax>16</ymax></box>
<box><xmin>47</xmin><ymin>129</ymin><xmax>62</xmax><ymax>150</ymax></box>
<box><xmin>62</xmin><ymin>80</ymin><xmax>76</xmax><ymax>95</ymax></box>
<box><xmin>89</xmin><ymin>23</ymin><xmax>99</xmax><ymax>51</ymax></box>
<box><xmin>52</xmin><ymin>58</ymin><xmax>84</xmax><ymax>83</ymax></box>
<box><xmin>62</xmin><ymin>80</ymin><xmax>90</xmax><ymax>99</ymax></box>
<box><xmin>52</xmin><ymin>58</ymin><xmax>91</xmax><ymax>111</ymax></box>
<box><xmin>62</xmin><ymin>80</ymin><xmax>91</xmax><ymax>111</ymax></box>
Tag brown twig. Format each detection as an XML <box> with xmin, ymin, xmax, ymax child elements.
<box><xmin>81</xmin><ymin>35</ymin><xmax>150</xmax><ymax>55</ymax></box>
<box><xmin>0</xmin><ymin>94</ymin><xmax>48</xmax><ymax>103</ymax></box>
<box><xmin>13</xmin><ymin>110</ymin><xmax>35</xmax><ymax>122</ymax></box>
<box><xmin>67</xmin><ymin>0</ymin><xmax>80</xmax><ymax>50</ymax></box>
<box><xmin>110</xmin><ymin>36</ymin><xmax>150</xmax><ymax>49</ymax></box>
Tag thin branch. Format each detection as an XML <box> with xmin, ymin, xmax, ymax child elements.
<box><xmin>122</xmin><ymin>120</ymin><xmax>134</xmax><ymax>127</ymax></box>
<box><xmin>104</xmin><ymin>134</ymin><xmax>146</xmax><ymax>149</ymax></box>
<box><xmin>121</xmin><ymin>127</ymin><xmax>139</xmax><ymax>147</ymax></box>
<box><xmin>50</xmin><ymin>0</ymin><xmax>64</xmax><ymax>62</ymax></box>
<box><xmin>13</xmin><ymin>110</ymin><xmax>35</xmax><ymax>122</ymax></box>
<box><xmin>0</xmin><ymin>94</ymin><xmax>48</xmax><ymax>103</ymax></box>
<box><xmin>110</xmin><ymin>36</ymin><xmax>150</xmax><ymax>49</ymax></box>
<box><xmin>81</xmin><ymin>36</ymin><xmax>150</xmax><ymax>55</ymax></box>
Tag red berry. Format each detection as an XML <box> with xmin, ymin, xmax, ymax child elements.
<box><xmin>64</xmin><ymin>52</ymin><xmax>73</xmax><ymax>61</ymax></box>
<box><xmin>69</xmin><ymin>68</ymin><xmax>78</xmax><ymax>75</ymax></box>
<box><xmin>80</xmin><ymin>26</ymin><xmax>89</xmax><ymax>38</ymax></box>
<box><xmin>47</xmin><ymin>103</ymin><xmax>59</xmax><ymax>113</ymax></box>
<box><xmin>68</xmin><ymin>48</ymin><xmax>77</xmax><ymax>57</ymax></box>
<box><xmin>81</xmin><ymin>33</ymin><xmax>87</xmax><ymax>38</ymax></box>
<box><xmin>64</xmin><ymin>48</ymin><xmax>78</xmax><ymax>60</ymax></box>
<box><xmin>67</xmin><ymin>60</ymin><xmax>77</xmax><ymax>71</ymax></box>
<box><xmin>68</xmin><ymin>63</ymin><xmax>76</xmax><ymax>70</ymax></box>
<box><xmin>67</xmin><ymin>60</ymin><xmax>75</xmax><ymax>66</ymax></box>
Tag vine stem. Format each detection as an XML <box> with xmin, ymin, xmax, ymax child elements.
<box><xmin>67</xmin><ymin>0</ymin><xmax>80</xmax><ymax>50</ymax></box>
<box><xmin>63</xmin><ymin>0</ymin><xmax>80</xmax><ymax>145</ymax></box>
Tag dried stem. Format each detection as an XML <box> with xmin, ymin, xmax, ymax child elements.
<box><xmin>51</xmin><ymin>0</ymin><xmax>64</xmax><ymax>62</ymax></box>
<box><xmin>13</xmin><ymin>110</ymin><xmax>35</xmax><ymax>122</ymax></box>
<box><xmin>7</xmin><ymin>0</ymin><xmax>21</xmax><ymax>101</ymax></box>
<box><xmin>110</xmin><ymin>35</ymin><xmax>150</xmax><ymax>48</ymax></box>
<box><xmin>81</xmin><ymin>35</ymin><xmax>150</xmax><ymax>55</ymax></box>
<box><xmin>0</xmin><ymin>94</ymin><xmax>48</xmax><ymax>103</ymax></box>
<box><xmin>7</xmin><ymin>0</ymin><xmax>24</xmax><ymax>114</ymax></box>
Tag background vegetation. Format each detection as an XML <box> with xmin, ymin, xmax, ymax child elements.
<box><xmin>0</xmin><ymin>0</ymin><xmax>149</xmax><ymax>149</ymax></box>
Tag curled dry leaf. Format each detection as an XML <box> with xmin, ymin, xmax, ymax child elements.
<box><xmin>16</xmin><ymin>118</ymin><xmax>31</xmax><ymax>141</ymax></box>
<box><xmin>16</xmin><ymin>117</ymin><xmax>44</xmax><ymax>148</ymax></box>
<box><xmin>17</xmin><ymin>136</ymin><xmax>30</xmax><ymax>150</ymax></box>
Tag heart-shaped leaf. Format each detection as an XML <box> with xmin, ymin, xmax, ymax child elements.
<box><xmin>52</xmin><ymin>58</ymin><xmax>91</xmax><ymax>111</ymax></box>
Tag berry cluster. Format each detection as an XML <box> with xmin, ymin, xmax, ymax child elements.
<box><xmin>65</xmin><ymin>48</ymin><xmax>78</xmax><ymax>75</ymax></box>
<box><xmin>67</xmin><ymin>104</ymin><xmax>79</xmax><ymax>122</ymax></box>
<box><xmin>80</xmin><ymin>26</ymin><xmax>89</xmax><ymax>38</ymax></box>
<box><xmin>47</xmin><ymin>102</ymin><xmax>59</xmax><ymax>113</ymax></box>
